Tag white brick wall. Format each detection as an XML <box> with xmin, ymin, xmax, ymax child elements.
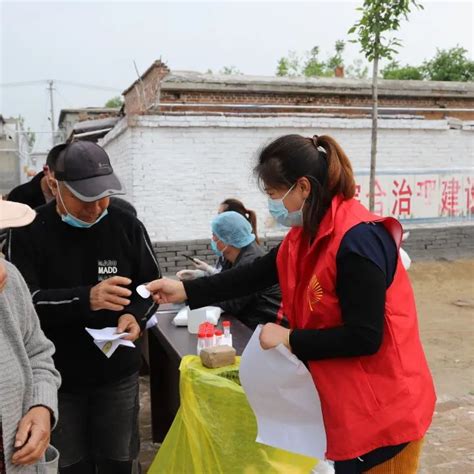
<box><xmin>100</xmin><ymin>114</ymin><xmax>474</xmax><ymax>241</ymax></box>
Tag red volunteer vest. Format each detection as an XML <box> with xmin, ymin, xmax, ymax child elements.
<box><xmin>276</xmin><ymin>195</ymin><xmax>436</xmax><ymax>460</ymax></box>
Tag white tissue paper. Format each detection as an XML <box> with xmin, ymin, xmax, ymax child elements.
<box><xmin>85</xmin><ymin>327</ymin><xmax>135</xmax><ymax>358</ymax></box>
<box><xmin>145</xmin><ymin>314</ymin><xmax>158</xmax><ymax>330</ymax></box>
<box><xmin>172</xmin><ymin>306</ymin><xmax>189</xmax><ymax>326</ymax></box>
<box><xmin>172</xmin><ymin>306</ymin><xmax>222</xmax><ymax>328</ymax></box>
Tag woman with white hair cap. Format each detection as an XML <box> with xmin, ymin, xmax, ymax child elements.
<box><xmin>182</xmin><ymin>211</ymin><xmax>285</xmax><ymax>330</ymax></box>
<box><xmin>0</xmin><ymin>200</ymin><xmax>60</xmax><ymax>473</ymax></box>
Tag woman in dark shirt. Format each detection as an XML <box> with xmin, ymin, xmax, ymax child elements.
<box><xmin>181</xmin><ymin>211</ymin><xmax>284</xmax><ymax>329</ymax></box>
<box><xmin>147</xmin><ymin>134</ymin><xmax>435</xmax><ymax>474</ymax></box>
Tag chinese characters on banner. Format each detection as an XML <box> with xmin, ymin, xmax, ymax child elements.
<box><xmin>354</xmin><ymin>172</ymin><xmax>474</xmax><ymax>220</ymax></box>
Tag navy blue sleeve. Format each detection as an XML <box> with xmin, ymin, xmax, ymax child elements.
<box><xmin>289</xmin><ymin>223</ymin><xmax>398</xmax><ymax>362</ymax></box>
<box><xmin>337</xmin><ymin>222</ymin><xmax>398</xmax><ymax>287</ymax></box>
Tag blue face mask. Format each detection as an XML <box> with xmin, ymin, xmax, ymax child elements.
<box><xmin>61</xmin><ymin>208</ymin><xmax>108</xmax><ymax>228</ymax></box>
<box><xmin>57</xmin><ymin>184</ymin><xmax>108</xmax><ymax>229</ymax></box>
<box><xmin>268</xmin><ymin>184</ymin><xmax>305</xmax><ymax>227</ymax></box>
<box><xmin>210</xmin><ymin>239</ymin><xmax>227</xmax><ymax>257</ymax></box>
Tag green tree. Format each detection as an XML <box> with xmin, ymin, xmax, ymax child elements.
<box><xmin>105</xmin><ymin>96</ymin><xmax>124</xmax><ymax>108</ymax></box>
<box><xmin>382</xmin><ymin>61</ymin><xmax>423</xmax><ymax>80</ymax></box>
<box><xmin>220</xmin><ymin>66</ymin><xmax>242</xmax><ymax>75</ymax></box>
<box><xmin>276</xmin><ymin>51</ymin><xmax>301</xmax><ymax>77</ymax></box>
<box><xmin>326</xmin><ymin>40</ymin><xmax>346</xmax><ymax>70</ymax></box>
<box><xmin>349</xmin><ymin>0</ymin><xmax>423</xmax><ymax>212</ymax></box>
<box><xmin>276</xmin><ymin>57</ymin><xmax>289</xmax><ymax>76</ymax></box>
<box><xmin>18</xmin><ymin>115</ymin><xmax>36</xmax><ymax>151</ymax></box>
<box><xmin>26</xmin><ymin>128</ymin><xmax>36</xmax><ymax>150</ymax></box>
<box><xmin>277</xmin><ymin>41</ymin><xmax>357</xmax><ymax>78</ymax></box>
<box><xmin>303</xmin><ymin>46</ymin><xmax>331</xmax><ymax>77</ymax></box>
<box><xmin>422</xmin><ymin>46</ymin><xmax>474</xmax><ymax>82</ymax></box>
<box><xmin>346</xmin><ymin>58</ymin><xmax>369</xmax><ymax>79</ymax></box>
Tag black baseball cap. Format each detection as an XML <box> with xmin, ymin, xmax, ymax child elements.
<box><xmin>47</xmin><ymin>141</ymin><xmax>124</xmax><ymax>202</ymax></box>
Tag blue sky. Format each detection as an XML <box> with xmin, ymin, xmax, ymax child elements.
<box><xmin>1</xmin><ymin>0</ymin><xmax>472</xmax><ymax>151</ymax></box>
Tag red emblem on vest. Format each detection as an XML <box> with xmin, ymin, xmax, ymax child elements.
<box><xmin>307</xmin><ymin>274</ymin><xmax>323</xmax><ymax>310</ymax></box>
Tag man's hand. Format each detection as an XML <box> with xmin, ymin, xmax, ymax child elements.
<box><xmin>117</xmin><ymin>314</ymin><xmax>141</xmax><ymax>342</ymax></box>
<box><xmin>90</xmin><ymin>276</ymin><xmax>132</xmax><ymax>311</ymax></box>
<box><xmin>0</xmin><ymin>260</ymin><xmax>6</xmax><ymax>291</ymax></box>
<box><xmin>146</xmin><ymin>278</ymin><xmax>187</xmax><ymax>304</ymax></box>
<box><xmin>259</xmin><ymin>323</ymin><xmax>291</xmax><ymax>351</ymax></box>
<box><xmin>12</xmin><ymin>406</ymin><xmax>51</xmax><ymax>466</ymax></box>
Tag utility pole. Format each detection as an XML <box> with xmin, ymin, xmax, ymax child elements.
<box><xmin>47</xmin><ymin>80</ymin><xmax>55</xmax><ymax>145</ymax></box>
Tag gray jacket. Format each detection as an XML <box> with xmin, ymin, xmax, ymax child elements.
<box><xmin>0</xmin><ymin>261</ymin><xmax>60</xmax><ymax>473</ymax></box>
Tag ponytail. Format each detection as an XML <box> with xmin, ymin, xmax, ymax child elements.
<box><xmin>245</xmin><ymin>209</ymin><xmax>260</xmax><ymax>245</ymax></box>
<box><xmin>255</xmin><ymin>133</ymin><xmax>356</xmax><ymax>238</ymax></box>
<box><xmin>314</xmin><ymin>135</ymin><xmax>356</xmax><ymax>199</ymax></box>
<box><xmin>220</xmin><ymin>198</ymin><xmax>261</xmax><ymax>245</ymax></box>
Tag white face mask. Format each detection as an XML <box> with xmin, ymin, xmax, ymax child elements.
<box><xmin>267</xmin><ymin>184</ymin><xmax>305</xmax><ymax>227</ymax></box>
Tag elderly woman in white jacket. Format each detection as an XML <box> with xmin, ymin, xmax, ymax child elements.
<box><xmin>0</xmin><ymin>200</ymin><xmax>60</xmax><ymax>473</ymax></box>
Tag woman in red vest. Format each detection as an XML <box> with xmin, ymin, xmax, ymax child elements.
<box><xmin>147</xmin><ymin>134</ymin><xmax>436</xmax><ymax>474</ymax></box>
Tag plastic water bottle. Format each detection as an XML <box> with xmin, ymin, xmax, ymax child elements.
<box><xmin>197</xmin><ymin>330</ymin><xmax>206</xmax><ymax>355</ymax></box>
<box><xmin>215</xmin><ymin>329</ymin><xmax>223</xmax><ymax>346</ymax></box>
<box><xmin>222</xmin><ymin>321</ymin><xmax>233</xmax><ymax>347</ymax></box>
<box><xmin>205</xmin><ymin>329</ymin><xmax>214</xmax><ymax>349</ymax></box>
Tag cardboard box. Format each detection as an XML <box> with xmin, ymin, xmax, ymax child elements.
<box><xmin>200</xmin><ymin>345</ymin><xmax>236</xmax><ymax>368</ymax></box>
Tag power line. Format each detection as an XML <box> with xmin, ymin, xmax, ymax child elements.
<box><xmin>2</xmin><ymin>78</ymin><xmax>122</xmax><ymax>149</ymax></box>
<box><xmin>0</xmin><ymin>79</ymin><xmax>121</xmax><ymax>92</ymax></box>
<box><xmin>0</xmin><ymin>80</ymin><xmax>48</xmax><ymax>87</ymax></box>
<box><xmin>48</xmin><ymin>80</ymin><xmax>55</xmax><ymax>137</ymax></box>
<box><xmin>56</xmin><ymin>80</ymin><xmax>121</xmax><ymax>92</ymax></box>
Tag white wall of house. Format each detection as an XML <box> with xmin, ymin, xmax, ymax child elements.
<box><xmin>101</xmin><ymin>114</ymin><xmax>474</xmax><ymax>241</ymax></box>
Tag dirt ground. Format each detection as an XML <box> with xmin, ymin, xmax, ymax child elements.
<box><xmin>139</xmin><ymin>259</ymin><xmax>474</xmax><ymax>473</ymax></box>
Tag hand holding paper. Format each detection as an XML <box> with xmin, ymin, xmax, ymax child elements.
<box><xmin>117</xmin><ymin>314</ymin><xmax>140</xmax><ymax>341</ymax></box>
<box><xmin>259</xmin><ymin>322</ymin><xmax>291</xmax><ymax>350</ymax></box>
<box><xmin>240</xmin><ymin>326</ymin><xmax>327</xmax><ymax>460</ymax></box>
<box><xmin>85</xmin><ymin>326</ymin><xmax>136</xmax><ymax>358</ymax></box>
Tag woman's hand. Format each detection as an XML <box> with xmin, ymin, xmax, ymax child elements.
<box><xmin>259</xmin><ymin>323</ymin><xmax>291</xmax><ymax>351</ymax></box>
<box><xmin>146</xmin><ymin>278</ymin><xmax>187</xmax><ymax>304</ymax></box>
<box><xmin>12</xmin><ymin>406</ymin><xmax>51</xmax><ymax>465</ymax></box>
<box><xmin>193</xmin><ymin>258</ymin><xmax>219</xmax><ymax>276</ymax></box>
<box><xmin>176</xmin><ymin>269</ymin><xmax>206</xmax><ymax>281</ymax></box>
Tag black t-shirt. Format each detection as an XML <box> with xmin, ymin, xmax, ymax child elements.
<box><xmin>7</xmin><ymin>202</ymin><xmax>161</xmax><ymax>391</ymax></box>
<box><xmin>7</xmin><ymin>172</ymin><xmax>46</xmax><ymax>208</ymax></box>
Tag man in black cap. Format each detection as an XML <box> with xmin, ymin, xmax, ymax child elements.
<box><xmin>7</xmin><ymin>141</ymin><xmax>161</xmax><ymax>474</ymax></box>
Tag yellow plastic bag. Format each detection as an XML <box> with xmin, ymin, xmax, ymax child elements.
<box><xmin>148</xmin><ymin>355</ymin><xmax>318</xmax><ymax>473</ymax></box>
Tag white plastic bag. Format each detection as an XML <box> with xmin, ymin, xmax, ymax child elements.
<box><xmin>400</xmin><ymin>231</ymin><xmax>411</xmax><ymax>270</ymax></box>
